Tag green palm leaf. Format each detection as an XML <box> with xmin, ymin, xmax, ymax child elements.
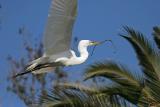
<box><xmin>84</xmin><ymin>61</ymin><xmax>145</xmax><ymax>105</ymax></box>
<box><xmin>57</xmin><ymin>83</ymin><xmax>134</xmax><ymax>107</ymax></box>
<box><xmin>84</xmin><ymin>61</ymin><xmax>142</xmax><ymax>88</ymax></box>
<box><xmin>120</xmin><ymin>26</ymin><xmax>160</xmax><ymax>81</ymax></box>
<box><xmin>120</xmin><ymin>26</ymin><xmax>160</xmax><ymax>105</ymax></box>
<box><xmin>53</xmin><ymin>83</ymin><xmax>98</xmax><ymax>94</ymax></box>
<box><xmin>39</xmin><ymin>83</ymin><xmax>132</xmax><ymax>107</ymax></box>
<box><xmin>39</xmin><ymin>86</ymin><xmax>111</xmax><ymax>107</ymax></box>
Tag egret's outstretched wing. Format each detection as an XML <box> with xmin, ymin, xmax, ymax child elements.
<box><xmin>44</xmin><ymin>0</ymin><xmax>77</xmax><ymax>56</ymax></box>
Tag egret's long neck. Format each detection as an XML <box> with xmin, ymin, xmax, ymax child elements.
<box><xmin>78</xmin><ymin>44</ymin><xmax>89</xmax><ymax>61</ymax></box>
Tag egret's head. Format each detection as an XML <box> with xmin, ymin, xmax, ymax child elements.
<box><xmin>79</xmin><ymin>40</ymin><xmax>100</xmax><ymax>47</ymax></box>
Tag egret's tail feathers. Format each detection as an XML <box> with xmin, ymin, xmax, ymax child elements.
<box><xmin>12</xmin><ymin>70</ymin><xmax>32</xmax><ymax>78</ymax></box>
<box><xmin>12</xmin><ymin>63</ymin><xmax>39</xmax><ymax>78</ymax></box>
<box><xmin>13</xmin><ymin>61</ymin><xmax>63</xmax><ymax>78</ymax></box>
<box><xmin>13</xmin><ymin>63</ymin><xmax>51</xmax><ymax>78</ymax></box>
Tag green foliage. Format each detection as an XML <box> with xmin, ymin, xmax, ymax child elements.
<box><xmin>120</xmin><ymin>27</ymin><xmax>160</xmax><ymax>81</ymax></box>
<box><xmin>84</xmin><ymin>61</ymin><xmax>142</xmax><ymax>88</ymax></box>
<box><xmin>120</xmin><ymin>27</ymin><xmax>160</xmax><ymax>105</ymax></box>
<box><xmin>84</xmin><ymin>61</ymin><xmax>144</xmax><ymax>105</ymax></box>
<box><xmin>39</xmin><ymin>83</ymin><xmax>130</xmax><ymax>107</ymax></box>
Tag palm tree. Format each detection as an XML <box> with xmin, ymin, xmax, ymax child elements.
<box><xmin>39</xmin><ymin>26</ymin><xmax>160</xmax><ymax>107</ymax></box>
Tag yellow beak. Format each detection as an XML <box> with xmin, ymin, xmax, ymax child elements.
<box><xmin>90</xmin><ymin>41</ymin><xmax>101</xmax><ymax>46</ymax></box>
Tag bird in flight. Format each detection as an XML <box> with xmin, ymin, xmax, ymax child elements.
<box><xmin>14</xmin><ymin>0</ymin><xmax>105</xmax><ymax>77</ymax></box>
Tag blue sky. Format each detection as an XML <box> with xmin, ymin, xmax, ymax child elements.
<box><xmin>0</xmin><ymin>0</ymin><xmax>160</xmax><ymax>106</ymax></box>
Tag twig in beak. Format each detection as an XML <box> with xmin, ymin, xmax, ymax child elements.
<box><xmin>91</xmin><ymin>45</ymin><xmax>97</xmax><ymax>56</ymax></box>
<box><xmin>90</xmin><ymin>39</ymin><xmax>117</xmax><ymax>57</ymax></box>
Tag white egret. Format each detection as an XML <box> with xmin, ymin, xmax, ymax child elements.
<box><xmin>13</xmin><ymin>0</ymin><xmax>105</xmax><ymax>77</ymax></box>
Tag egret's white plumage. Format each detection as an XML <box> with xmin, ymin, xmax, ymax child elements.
<box><xmin>55</xmin><ymin>40</ymin><xmax>96</xmax><ymax>66</ymax></box>
<box><xmin>13</xmin><ymin>0</ymin><xmax>100</xmax><ymax>77</ymax></box>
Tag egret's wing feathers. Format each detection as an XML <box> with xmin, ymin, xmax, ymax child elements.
<box><xmin>44</xmin><ymin>0</ymin><xmax>77</xmax><ymax>56</ymax></box>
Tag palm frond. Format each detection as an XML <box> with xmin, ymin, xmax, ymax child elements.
<box><xmin>84</xmin><ymin>61</ymin><xmax>142</xmax><ymax>88</ymax></box>
<box><xmin>40</xmin><ymin>89</ymin><xmax>85</xmax><ymax>107</ymax></box>
<box><xmin>100</xmin><ymin>85</ymin><xmax>145</xmax><ymax>105</ymax></box>
<box><xmin>39</xmin><ymin>87</ymin><xmax>109</xmax><ymax>107</ymax></box>
<box><xmin>83</xmin><ymin>61</ymin><xmax>146</xmax><ymax>105</ymax></box>
<box><xmin>57</xmin><ymin>83</ymin><xmax>135</xmax><ymax>107</ymax></box>
<box><xmin>120</xmin><ymin>26</ymin><xmax>160</xmax><ymax>81</ymax></box>
<box><xmin>54</xmin><ymin>83</ymin><xmax>99</xmax><ymax>94</ymax></box>
<box><xmin>85</xmin><ymin>62</ymin><xmax>156</xmax><ymax>106</ymax></box>
<box><xmin>153</xmin><ymin>26</ymin><xmax>160</xmax><ymax>49</ymax></box>
<box><xmin>145</xmin><ymin>79</ymin><xmax>160</xmax><ymax>103</ymax></box>
<box><xmin>120</xmin><ymin>26</ymin><xmax>160</xmax><ymax>105</ymax></box>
